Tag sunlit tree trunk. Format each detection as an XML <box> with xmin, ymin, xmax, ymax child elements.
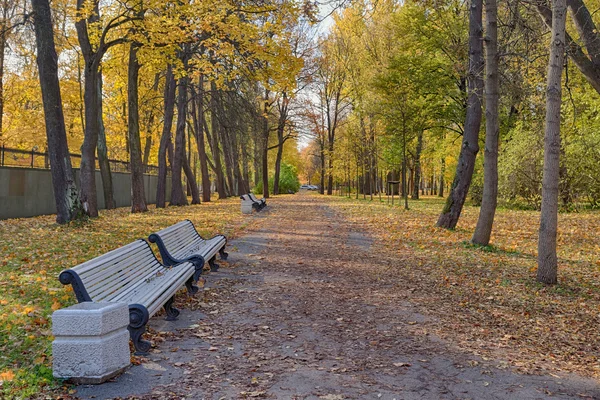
<box><xmin>32</xmin><ymin>0</ymin><xmax>82</xmax><ymax>224</ymax></box>
<box><xmin>209</xmin><ymin>81</ymin><xmax>227</xmax><ymax>199</ymax></box>
<box><xmin>127</xmin><ymin>43</ymin><xmax>147</xmax><ymax>213</ymax></box>
<box><xmin>192</xmin><ymin>76</ymin><xmax>211</xmax><ymax>202</ymax></box>
<box><xmin>96</xmin><ymin>72</ymin><xmax>115</xmax><ymax>209</ymax></box>
<box><xmin>157</xmin><ymin>65</ymin><xmax>176</xmax><ymax>208</ymax></box>
<box><xmin>170</xmin><ymin>72</ymin><xmax>189</xmax><ymax>206</ymax></box>
<box><xmin>437</xmin><ymin>0</ymin><xmax>483</xmax><ymax>229</ymax></box>
<box><xmin>472</xmin><ymin>0</ymin><xmax>499</xmax><ymax>246</ymax></box>
<box><xmin>262</xmin><ymin>88</ymin><xmax>270</xmax><ymax>198</ymax></box>
<box><xmin>538</xmin><ymin>0</ymin><xmax>567</xmax><ymax>285</ymax></box>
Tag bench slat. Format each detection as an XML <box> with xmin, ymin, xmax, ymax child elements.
<box><xmin>69</xmin><ymin>240</ymin><xmax>149</xmax><ymax>276</ymax></box>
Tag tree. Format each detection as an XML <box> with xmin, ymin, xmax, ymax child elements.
<box><xmin>537</xmin><ymin>0</ymin><xmax>567</xmax><ymax>284</ymax></box>
<box><xmin>75</xmin><ymin>0</ymin><xmax>131</xmax><ymax>215</ymax></box>
<box><xmin>31</xmin><ymin>0</ymin><xmax>82</xmax><ymax>224</ymax></box>
<box><xmin>127</xmin><ymin>41</ymin><xmax>148</xmax><ymax>212</ymax></box>
<box><xmin>437</xmin><ymin>0</ymin><xmax>484</xmax><ymax>229</ymax></box>
<box><xmin>471</xmin><ymin>0</ymin><xmax>499</xmax><ymax>245</ymax></box>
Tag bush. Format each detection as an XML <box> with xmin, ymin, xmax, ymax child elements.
<box><xmin>254</xmin><ymin>162</ymin><xmax>300</xmax><ymax>195</ymax></box>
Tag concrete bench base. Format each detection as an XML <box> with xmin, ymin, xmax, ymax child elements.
<box><xmin>52</xmin><ymin>302</ymin><xmax>130</xmax><ymax>384</ymax></box>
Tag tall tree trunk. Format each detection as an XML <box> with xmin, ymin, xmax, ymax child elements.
<box><xmin>170</xmin><ymin>73</ymin><xmax>189</xmax><ymax>206</ymax></box>
<box><xmin>472</xmin><ymin>0</ymin><xmax>499</xmax><ymax>246</ymax></box>
<box><xmin>127</xmin><ymin>43</ymin><xmax>147</xmax><ymax>213</ymax></box>
<box><xmin>402</xmin><ymin>122</ymin><xmax>409</xmax><ymax>210</ymax></box>
<box><xmin>273</xmin><ymin>129</ymin><xmax>284</xmax><ymax>195</ymax></box>
<box><xmin>142</xmin><ymin>136</ymin><xmax>151</xmax><ymax>168</ymax></box>
<box><xmin>437</xmin><ymin>0</ymin><xmax>483</xmax><ymax>229</ymax></box>
<box><xmin>32</xmin><ymin>0</ymin><xmax>82</xmax><ymax>223</ymax></box>
<box><xmin>97</xmin><ymin>72</ymin><xmax>115</xmax><ymax>209</ymax></box>
<box><xmin>79</xmin><ymin>63</ymin><xmax>100</xmax><ymax>216</ymax></box>
<box><xmin>75</xmin><ymin>0</ymin><xmax>104</xmax><ymax>217</ymax></box>
<box><xmin>192</xmin><ymin>76</ymin><xmax>211</xmax><ymax>202</ymax></box>
<box><xmin>439</xmin><ymin>157</ymin><xmax>445</xmax><ymax>197</ymax></box>
<box><xmin>157</xmin><ymin>65</ymin><xmax>176</xmax><ymax>208</ymax></box>
<box><xmin>262</xmin><ymin>88</ymin><xmax>270</xmax><ymax>198</ymax></box>
<box><xmin>412</xmin><ymin>130</ymin><xmax>424</xmax><ymax>200</ymax></box>
<box><xmin>327</xmin><ymin>145</ymin><xmax>334</xmax><ymax>195</ymax></box>
<box><xmin>273</xmin><ymin>94</ymin><xmax>289</xmax><ymax>195</ymax></box>
<box><xmin>320</xmin><ymin>140</ymin><xmax>326</xmax><ymax>195</ymax></box>
<box><xmin>183</xmin><ymin>150</ymin><xmax>200</xmax><ymax>204</ymax></box>
<box><xmin>209</xmin><ymin>81</ymin><xmax>227</xmax><ymax>199</ymax></box>
<box><xmin>537</xmin><ymin>0</ymin><xmax>567</xmax><ymax>285</ymax></box>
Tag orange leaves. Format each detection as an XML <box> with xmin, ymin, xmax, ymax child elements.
<box><xmin>0</xmin><ymin>370</ymin><xmax>15</xmax><ymax>382</ymax></box>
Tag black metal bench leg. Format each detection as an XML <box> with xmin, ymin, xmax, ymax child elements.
<box><xmin>164</xmin><ymin>296</ymin><xmax>180</xmax><ymax>321</ymax></box>
<box><xmin>219</xmin><ymin>247</ymin><xmax>228</xmax><ymax>260</ymax></box>
<box><xmin>208</xmin><ymin>255</ymin><xmax>220</xmax><ymax>272</ymax></box>
<box><xmin>128</xmin><ymin>305</ymin><xmax>151</xmax><ymax>355</ymax></box>
<box><xmin>185</xmin><ymin>276</ymin><xmax>199</xmax><ymax>295</ymax></box>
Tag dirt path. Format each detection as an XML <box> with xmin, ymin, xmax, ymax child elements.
<box><xmin>75</xmin><ymin>194</ymin><xmax>600</xmax><ymax>400</ymax></box>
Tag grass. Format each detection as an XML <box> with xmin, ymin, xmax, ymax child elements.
<box><xmin>0</xmin><ymin>196</ymin><xmax>259</xmax><ymax>399</ymax></box>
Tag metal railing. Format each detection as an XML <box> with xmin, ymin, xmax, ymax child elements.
<box><xmin>0</xmin><ymin>146</ymin><xmax>162</xmax><ymax>175</ymax></box>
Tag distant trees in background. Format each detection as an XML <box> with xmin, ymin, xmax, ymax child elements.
<box><xmin>1</xmin><ymin>0</ymin><xmax>310</xmax><ymax>222</ymax></box>
<box><xmin>303</xmin><ymin>0</ymin><xmax>600</xmax><ymax>284</ymax></box>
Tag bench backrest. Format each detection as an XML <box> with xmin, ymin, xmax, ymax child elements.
<box><xmin>240</xmin><ymin>194</ymin><xmax>252</xmax><ymax>201</ymax></box>
<box><xmin>59</xmin><ymin>240</ymin><xmax>164</xmax><ymax>303</ymax></box>
<box><xmin>148</xmin><ymin>220</ymin><xmax>204</xmax><ymax>260</ymax></box>
<box><xmin>248</xmin><ymin>193</ymin><xmax>261</xmax><ymax>202</ymax></box>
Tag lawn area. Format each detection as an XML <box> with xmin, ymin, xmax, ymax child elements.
<box><xmin>0</xmin><ymin>197</ymin><xmax>258</xmax><ymax>399</ymax></box>
<box><xmin>324</xmin><ymin>194</ymin><xmax>600</xmax><ymax>378</ymax></box>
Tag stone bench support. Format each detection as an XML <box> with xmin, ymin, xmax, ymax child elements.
<box><xmin>52</xmin><ymin>302</ymin><xmax>130</xmax><ymax>384</ymax></box>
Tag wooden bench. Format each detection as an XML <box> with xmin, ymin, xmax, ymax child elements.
<box><xmin>148</xmin><ymin>219</ymin><xmax>228</xmax><ymax>273</ymax></box>
<box><xmin>58</xmin><ymin>240</ymin><xmax>202</xmax><ymax>354</ymax></box>
<box><xmin>241</xmin><ymin>193</ymin><xmax>266</xmax><ymax>211</ymax></box>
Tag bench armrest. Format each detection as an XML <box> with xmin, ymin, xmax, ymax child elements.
<box><xmin>59</xmin><ymin>269</ymin><xmax>92</xmax><ymax>303</ymax></box>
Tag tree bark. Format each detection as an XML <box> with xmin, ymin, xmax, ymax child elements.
<box><xmin>127</xmin><ymin>43</ymin><xmax>147</xmax><ymax>212</ymax></box>
<box><xmin>192</xmin><ymin>76</ymin><xmax>211</xmax><ymax>202</ymax></box>
<box><xmin>183</xmin><ymin>150</ymin><xmax>200</xmax><ymax>204</ymax></box>
<box><xmin>537</xmin><ymin>0</ymin><xmax>567</xmax><ymax>285</ymax></box>
<box><xmin>170</xmin><ymin>72</ymin><xmax>189</xmax><ymax>206</ymax></box>
<box><xmin>96</xmin><ymin>72</ymin><xmax>115</xmax><ymax>209</ymax></box>
<box><xmin>157</xmin><ymin>65</ymin><xmax>176</xmax><ymax>208</ymax></box>
<box><xmin>273</xmin><ymin>93</ymin><xmax>289</xmax><ymax>195</ymax></box>
<box><xmin>79</xmin><ymin>62</ymin><xmax>100</xmax><ymax>216</ymax></box>
<box><xmin>472</xmin><ymin>0</ymin><xmax>499</xmax><ymax>246</ymax></box>
<box><xmin>209</xmin><ymin>81</ymin><xmax>227</xmax><ymax>199</ymax></box>
<box><xmin>412</xmin><ymin>130</ymin><xmax>424</xmax><ymax>200</ymax></box>
<box><xmin>75</xmin><ymin>0</ymin><xmax>103</xmax><ymax>217</ymax></box>
<box><xmin>439</xmin><ymin>157</ymin><xmax>445</xmax><ymax>197</ymax></box>
<box><xmin>262</xmin><ymin>88</ymin><xmax>270</xmax><ymax>198</ymax></box>
<box><xmin>437</xmin><ymin>0</ymin><xmax>483</xmax><ymax>229</ymax></box>
<box><xmin>32</xmin><ymin>0</ymin><xmax>82</xmax><ymax>224</ymax></box>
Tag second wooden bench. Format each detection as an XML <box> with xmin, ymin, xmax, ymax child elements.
<box><xmin>148</xmin><ymin>219</ymin><xmax>228</xmax><ymax>272</ymax></box>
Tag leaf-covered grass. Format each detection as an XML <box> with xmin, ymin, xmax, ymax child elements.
<box><xmin>0</xmin><ymin>197</ymin><xmax>256</xmax><ymax>399</ymax></box>
<box><xmin>324</xmin><ymin>193</ymin><xmax>600</xmax><ymax>378</ymax></box>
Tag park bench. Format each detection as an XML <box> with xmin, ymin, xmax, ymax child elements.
<box><xmin>58</xmin><ymin>239</ymin><xmax>202</xmax><ymax>354</ymax></box>
<box><xmin>148</xmin><ymin>219</ymin><xmax>228</xmax><ymax>273</ymax></box>
<box><xmin>241</xmin><ymin>193</ymin><xmax>266</xmax><ymax>211</ymax></box>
